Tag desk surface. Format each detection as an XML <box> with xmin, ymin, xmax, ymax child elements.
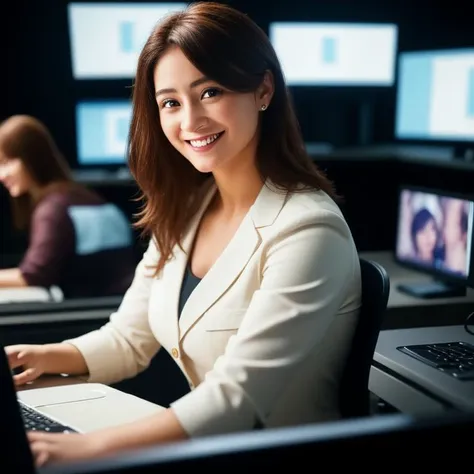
<box><xmin>372</xmin><ymin>325</ymin><xmax>474</xmax><ymax>412</ymax></box>
<box><xmin>360</xmin><ymin>251</ymin><xmax>474</xmax><ymax>329</ymax></box>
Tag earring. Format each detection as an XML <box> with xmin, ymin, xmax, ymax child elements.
<box><xmin>260</xmin><ymin>104</ymin><xmax>267</xmax><ymax>111</ymax></box>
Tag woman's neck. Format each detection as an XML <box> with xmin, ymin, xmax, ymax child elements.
<box><xmin>212</xmin><ymin>174</ymin><xmax>264</xmax><ymax>218</ymax></box>
<box><xmin>211</xmin><ymin>155</ymin><xmax>264</xmax><ymax>218</ymax></box>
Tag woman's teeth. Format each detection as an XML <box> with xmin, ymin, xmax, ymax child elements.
<box><xmin>190</xmin><ymin>132</ymin><xmax>222</xmax><ymax>148</ymax></box>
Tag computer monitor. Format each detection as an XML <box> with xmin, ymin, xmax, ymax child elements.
<box><xmin>43</xmin><ymin>411</ymin><xmax>473</xmax><ymax>472</ymax></box>
<box><xmin>395</xmin><ymin>48</ymin><xmax>474</xmax><ymax>147</ymax></box>
<box><xmin>268</xmin><ymin>22</ymin><xmax>398</xmax><ymax>86</ymax></box>
<box><xmin>75</xmin><ymin>100</ymin><xmax>132</xmax><ymax>167</ymax></box>
<box><xmin>67</xmin><ymin>2</ymin><xmax>187</xmax><ymax>79</ymax></box>
<box><xmin>395</xmin><ymin>185</ymin><xmax>474</xmax><ymax>298</ymax></box>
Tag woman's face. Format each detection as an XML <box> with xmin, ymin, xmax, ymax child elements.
<box><xmin>415</xmin><ymin>218</ymin><xmax>438</xmax><ymax>261</ymax></box>
<box><xmin>0</xmin><ymin>155</ymin><xmax>35</xmax><ymax>197</ymax></box>
<box><xmin>153</xmin><ymin>46</ymin><xmax>272</xmax><ymax>175</ymax></box>
<box><xmin>443</xmin><ymin>200</ymin><xmax>465</xmax><ymax>245</ymax></box>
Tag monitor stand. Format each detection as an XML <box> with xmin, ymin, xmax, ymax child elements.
<box><xmin>358</xmin><ymin>102</ymin><xmax>373</xmax><ymax>146</ymax></box>
<box><xmin>453</xmin><ymin>144</ymin><xmax>474</xmax><ymax>163</ymax></box>
<box><xmin>397</xmin><ymin>280</ymin><xmax>467</xmax><ymax>299</ymax></box>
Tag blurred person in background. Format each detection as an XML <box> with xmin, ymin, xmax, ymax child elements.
<box><xmin>0</xmin><ymin>114</ymin><xmax>136</xmax><ymax>298</ymax></box>
<box><xmin>442</xmin><ymin>198</ymin><xmax>470</xmax><ymax>275</ymax></box>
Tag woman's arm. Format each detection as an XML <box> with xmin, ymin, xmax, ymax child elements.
<box><xmin>94</xmin><ymin>408</ymin><xmax>188</xmax><ymax>453</ymax></box>
<box><xmin>28</xmin><ymin>408</ymin><xmax>188</xmax><ymax>466</ymax></box>
<box><xmin>0</xmin><ymin>268</ymin><xmax>27</xmax><ymax>287</ymax></box>
<box><xmin>42</xmin><ymin>343</ymin><xmax>89</xmax><ymax>376</ymax></box>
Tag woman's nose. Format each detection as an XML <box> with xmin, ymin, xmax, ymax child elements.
<box><xmin>181</xmin><ymin>104</ymin><xmax>207</xmax><ymax>132</ymax></box>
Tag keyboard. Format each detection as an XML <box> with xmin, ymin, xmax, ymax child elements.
<box><xmin>19</xmin><ymin>402</ymin><xmax>76</xmax><ymax>433</ymax></box>
<box><xmin>397</xmin><ymin>341</ymin><xmax>474</xmax><ymax>381</ymax></box>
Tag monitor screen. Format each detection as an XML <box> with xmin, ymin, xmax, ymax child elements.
<box><xmin>67</xmin><ymin>2</ymin><xmax>187</xmax><ymax>79</ymax></box>
<box><xmin>75</xmin><ymin>100</ymin><xmax>132</xmax><ymax>166</ymax></box>
<box><xmin>268</xmin><ymin>22</ymin><xmax>397</xmax><ymax>86</ymax></box>
<box><xmin>396</xmin><ymin>187</ymin><xmax>474</xmax><ymax>280</ymax></box>
<box><xmin>395</xmin><ymin>48</ymin><xmax>474</xmax><ymax>142</ymax></box>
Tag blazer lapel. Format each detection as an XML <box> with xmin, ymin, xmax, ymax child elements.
<box><xmin>162</xmin><ymin>182</ymin><xmax>217</xmax><ymax>346</ymax></box>
<box><xmin>178</xmin><ymin>180</ymin><xmax>288</xmax><ymax>340</ymax></box>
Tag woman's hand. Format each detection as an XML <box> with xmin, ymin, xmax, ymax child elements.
<box><xmin>28</xmin><ymin>431</ymin><xmax>105</xmax><ymax>467</ymax></box>
<box><xmin>5</xmin><ymin>342</ymin><xmax>89</xmax><ymax>384</ymax></box>
<box><xmin>5</xmin><ymin>344</ymin><xmax>48</xmax><ymax>385</ymax></box>
<box><xmin>28</xmin><ymin>407</ymin><xmax>188</xmax><ymax>467</ymax></box>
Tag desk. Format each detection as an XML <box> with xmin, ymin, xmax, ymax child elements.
<box><xmin>0</xmin><ymin>308</ymin><xmax>111</xmax><ymax>346</ymax></box>
<box><xmin>360</xmin><ymin>251</ymin><xmax>474</xmax><ymax>329</ymax></box>
<box><xmin>362</xmin><ymin>251</ymin><xmax>474</xmax><ymax>414</ymax></box>
<box><xmin>0</xmin><ymin>295</ymin><xmax>122</xmax><ymax>317</ymax></box>
<box><xmin>369</xmin><ymin>326</ymin><xmax>474</xmax><ymax>414</ymax></box>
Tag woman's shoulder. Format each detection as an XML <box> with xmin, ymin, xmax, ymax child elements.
<box><xmin>34</xmin><ymin>187</ymin><xmax>71</xmax><ymax>217</ymax></box>
<box><xmin>33</xmin><ymin>183</ymin><xmax>107</xmax><ymax>220</ymax></box>
<box><xmin>41</xmin><ymin>183</ymin><xmax>104</xmax><ymax>206</ymax></box>
<box><xmin>278</xmin><ymin>185</ymin><xmax>349</xmax><ymax>232</ymax></box>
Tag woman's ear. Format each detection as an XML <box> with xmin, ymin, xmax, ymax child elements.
<box><xmin>257</xmin><ymin>70</ymin><xmax>275</xmax><ymax>110</ymax></box>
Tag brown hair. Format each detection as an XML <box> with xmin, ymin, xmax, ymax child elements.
<box><xmin>129</xmin><ymin>1</ymin><xmax>337</xmax><ymax>273</ymax></box>
<box><xmin>0</xmin><ymin>115</ymin><xmax>73</xmax><ymax>230</ymax></box>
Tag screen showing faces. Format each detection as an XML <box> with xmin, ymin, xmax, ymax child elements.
<box><xmin>396</xmin><ymin>188</ymin><xmax>473</xmax><ymax>279</ymax></box>
<box><xmin>268</xmin><ymin>22</ymin><xmax>397</xmax><ymax>86</ymax></box>
<box><xmin>68</xmin><ymin>2</ymin><xmax>187</xmax><ymax>79</ymax></box>
<box><xmin>76</xmin><ymin>100</ymin><xmax>132</xmax><ymax>166</ymax></box>
<box><xmin>396</xmin><ymin>48</ymin><xmax>474</xmax><ymax>142</ymax></box>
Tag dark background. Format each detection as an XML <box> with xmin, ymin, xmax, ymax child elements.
<box><xmin>2</xmin><ymin>0</ymin><xmax>474</xmax><ymax>258</ymax></box>
<box><xmin>1</xmin><ymin>0</ymin><xmax>473</xmax><ymax>410</ymax></box>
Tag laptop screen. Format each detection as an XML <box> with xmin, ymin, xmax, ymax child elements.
<box><xmin>395</xmin><ymin>187</ymin><xmax>474</xmax><ymax>281</ymax></box>
<box><xmin>0</xmin><ymin>346</ymin><xmax>36</xmax><ymax>472</ymax></box>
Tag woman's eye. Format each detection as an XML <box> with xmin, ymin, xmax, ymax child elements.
<box><xmin>202</xmin><ymin>88</ymin><xmax>222</xmax><ymax>99</ymax></box>
<box><xmin>162</xmin><ymin>99</ymin><xmax>179</xmax><ymax>108</ymax></box>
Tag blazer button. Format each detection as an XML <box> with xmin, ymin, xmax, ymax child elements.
<box><xmin>171</xmin><ymin>348</ymin><xmax>179</xmax><ymax>359</ymax></box>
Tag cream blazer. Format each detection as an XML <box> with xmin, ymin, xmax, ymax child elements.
<box><xmin>67</xmin><ymin>180</ymin><xmax>362</xmax><ymax>437</ymax></box>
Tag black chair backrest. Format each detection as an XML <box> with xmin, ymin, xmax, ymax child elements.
<box><xmin>339</xmin><ymin>258</ymin><xmax>390</xmax><ymax>419</ymax></box>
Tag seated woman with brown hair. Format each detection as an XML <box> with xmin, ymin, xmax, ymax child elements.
<box><xmin>0</xmin><ymin>114</ymin><xmax>137</xmax><ymax>299</ymax></box>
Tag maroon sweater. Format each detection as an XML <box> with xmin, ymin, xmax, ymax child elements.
<box><xmin>19</xmin><ymin>186</ymin><xmax>136</xmax><ymax>299</ymax></box>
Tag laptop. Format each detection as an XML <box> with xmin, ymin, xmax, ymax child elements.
<box><xmin>0</xmin><ymin>347</ymin><xmax>164</xmax><ymax>433</ymax></box>
<box><xmin>0</xmin><ymin>345</ymin><xmax>164</xmax><ymax>474</ymax></box>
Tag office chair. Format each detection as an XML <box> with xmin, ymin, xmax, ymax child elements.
<box><xmin>339</xmin><ymin>258</ymin><xmax>390</xmax><ymax>419</ymax></box>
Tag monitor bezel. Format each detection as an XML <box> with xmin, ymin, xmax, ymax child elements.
<box><xmin>42</xmin><ymin>411</ymin><xmax>474</xmax><ymax>473</ymax></box>
<box><xmin>394</xmin><ymin>184</ymin><xmax>474</xmax><ymax>289</ymax></box>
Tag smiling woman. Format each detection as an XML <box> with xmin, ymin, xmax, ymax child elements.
<box><xmin>6</xmin><ymin>1</ymin><xmax>362</xmax><ymax>467</ymax></box>
<box><xmin>128</xmin><ymin>1</ymin><xmax>340</xmax><ymax>274</ymax></box>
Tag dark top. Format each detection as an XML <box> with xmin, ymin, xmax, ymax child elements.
<box><xmin>178</xmin><ymin>265</ymin><xmax>202</xmax><ymax>318</ymax></box>
<box><xmin>19</xmin><ymin>185</ymin><xmax>136</xmax><ymax>299</ymax></box>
